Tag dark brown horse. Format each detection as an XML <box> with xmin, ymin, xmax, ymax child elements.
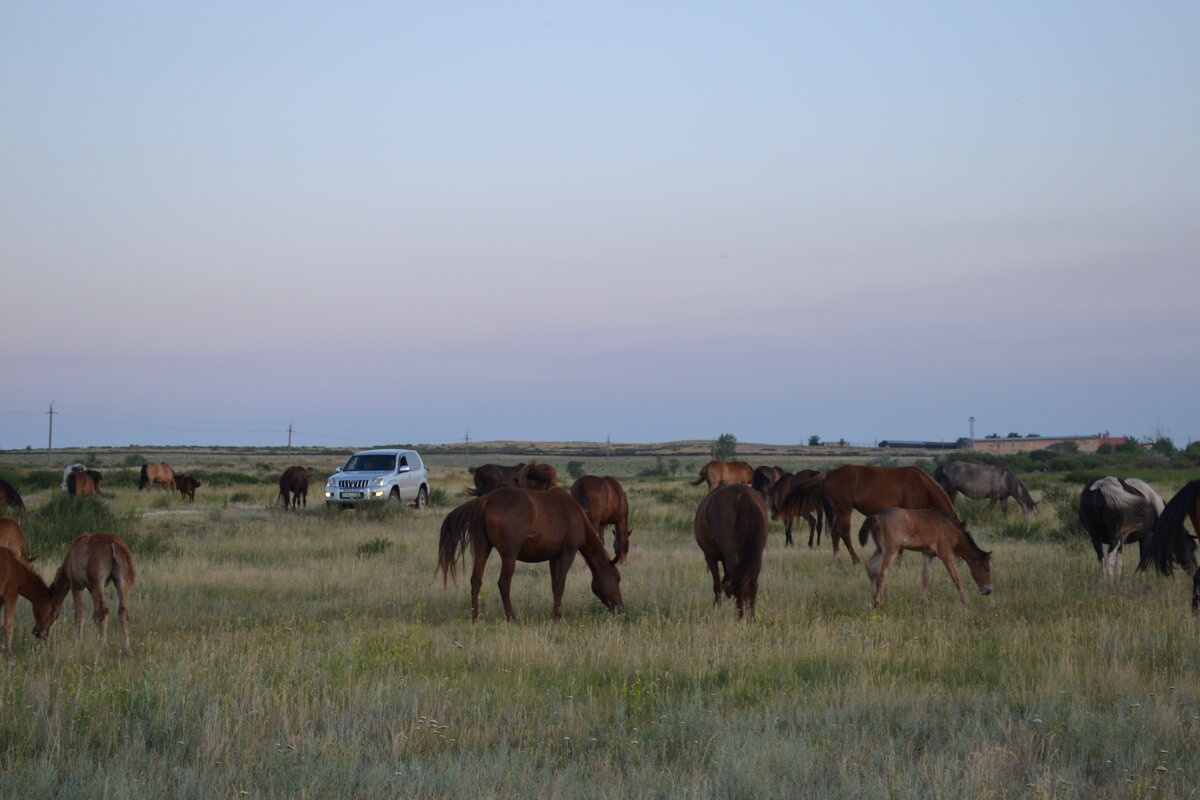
<box><xmin>175</xmin><ymin>475</ymin><xmax>201</xmax><ymax>501</ymax></box>
<box><xmin>0</xmin><ymin>549</ymin><xmax>59</xmax><ymax>655</ymax></box>
<box><xmin>469</xmin><ymin>462</ymin><xmax>530</xmax><ymax>496</ymax></box>
<box><xmin>47</xmin><ymin>533</ymin><xmax>137</xmax><ymax>652</ymax></box>
<box><xmin>750</xmin><ymin>466</ymin><xmax>786</xmax><ymax>497</ymax></box>
<box><xmin>784</xmin><ymin>465</ymin><xmax>960</xmax><ymax>564</ymax></box>
<box><xmin>139</xmin><ymin>462</ymin><xmax>176</xmax><ymax>491</ymax></box>
<box><xmin>690</xmin><ymin>460</ymin><xmax>754</xmax><ymax>493</ymax></box>
<box><xmin>859</xmin><ymin>508</ymin><xmax>992</xmax><ymax>607</ymax></box>
<box><xmin>569</xmin><ymin>475</ymin><xmax>631</xmax><ymax>563</ymax></box>
<box><xmin>279</xmin><ymin>466</ymin><xmax>311</xmax><ymax>509</ymax></box>
<box><xmin>768</xmin><ymin>469</ymin><xmax>824</xmax><ymax>548</ymax></box>
<box><xmin>519</xmin><ymin>461</ymin><xmax>559</xmax><ymax>491</ymax></box>
<box><xmin>66</xmin><ymin>470</ymin><xmax>99</xmax><ymax>497</ymax></box>
<box><xmin>1139</xmin><ymin>479</ymin><xmax>1200</xmax><ymax>610</ymax></box>
<box><xmin>0</xmin><ymin>517</ymin><xmax>34</xmax><ymax>565</ymax></box>
<box><xmin>0</xmin><ymin>479</ymin><xmax>25</xmax><ymax>511</ymax></box>
<box><xmin>437</xmin><ymin>487</ymin><xmax>622</xmax><ymax>621</ymax></box>
<box><xmin>694</xmin><ymin>485</ymin><xmax>768</xmax><ymax>620</ymax></box>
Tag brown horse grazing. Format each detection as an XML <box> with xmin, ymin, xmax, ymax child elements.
<box><xmin>694</xmin><ymin>485</ymin><xmax>768</xmax><ymax>620</ymax></box>
<box><xmin>279</xmin><ymin>466</ymin><xmax>311</xmax><ymax>509</ymax></box>
<box><xmin>47</xmin><ymin>533</ymin><xmax>136</xmax><ymax>652</ymax></box>
<box><xmin>570</xmin><ymin>475</ymin><xmax>632</xmax><ymax>563</ymax></box>
<box><xmin>784</xmin><ymin>465</ymin><xmax>960</xmax><ymax>564</ymax></box>
<box><xmin>768</xmin><ymin>469</ymin><xmax>824</xmax><ymax>548</ymax></box>
<box><xmin>468</xmin><ymin>463</ymin><xmax>530</xmax><ymax>496</ymax></box>
<box><xmin>437</xmin><ymin>487</ymin><xmax>622</xmax><ymax>621</ymax></box>
<box><xmin>175</xmin><ymin>475</ymin><xmax>201</xmax><ymax>501</ymax></box>
<box><xmin>0</xmin><ymin>517</ymin><xmax>34</xmax><ymax>565</ymax></box>
<box><xmin>690</xmin><ymin>460</ymin><xmax>754</xmax><ymax>493</ymax></box>
<box><xmin>859</xmin><ymin>508</ymin><xmax>992</xmax><ymax>607</ymax></box>
<box><xmin>138</xmin><ymin>462</ymin><xmax>176</xmax><ymax>491</ymax></box>
<box><xmin>66</xmin><ymin>470</ymin><xmax>99</xmax><ymax>497</ymax></box>
<box><xmin>0</xmin><ymin>478</ymin><xmax>25</xmax><ymax>511</ymax></box>
<box><xmin>519</xmin><ymin>461</ymin><xmax>559</xmax><ymax>491</ymax></box>
<box><xmin>750</xmin><ymin>466</ymin><xmax>786</xmax><ymax>497</ymax></box>
<box><xmin>0</xmin><ymin>549</ymin><xmax>59</xmax><ymax>655</ymax></box>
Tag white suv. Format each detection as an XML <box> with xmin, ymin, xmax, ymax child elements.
<box><xmin>324</xmin><ymin>449</ymin><xmax>430</xmax><ymax>509</ymax></box>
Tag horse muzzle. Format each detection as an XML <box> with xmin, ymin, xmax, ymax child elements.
<box><xmin>980</xmin><ymin>585</ymin><xmax>993</xmax><ymax>596</ymax></box>
<box><xmin>31</xmin><ymin>627</ymin><xmax>49</xmax><ymax>640</ymax></box>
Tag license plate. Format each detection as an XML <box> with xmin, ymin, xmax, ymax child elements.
<box><xmin>341</xmin><ymin>491</ymin><xmax>364</xmax><ymax>499</ymax></box>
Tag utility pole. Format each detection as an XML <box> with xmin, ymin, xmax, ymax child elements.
<box><xmin>606</xmin><ymin>435</ymin><xmax>611</xmax><ymax>459</ymax></box>
<box><xmin>464</xmin><ymin>431</ymin><xmax>470</xmax><ymax>468</ymax></box>
<box><xmin>969</xmin><ymin>416</ymin><xmax>975</xmax><ymax>442</ymax></box>
<box><xmin>287</xmin><ymin>422</ymin><xmax>294</xmax><ymax>452</ymax></box>
<box><xmin>47</xmin><ymin>402</ymin><xmax>56</xmax><ymax>452</ymax></box>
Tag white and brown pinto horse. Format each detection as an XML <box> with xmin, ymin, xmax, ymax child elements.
<box><xmin>1079</xmin><ymin>477</ymin><xmax>1164</xmax><ymax>577</ymax></box>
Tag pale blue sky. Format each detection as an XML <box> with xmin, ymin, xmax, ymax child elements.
<box><xmin>3</xmin><ymin>2</ymin><xmax>1198</xmax><ymax>448</ymax></box>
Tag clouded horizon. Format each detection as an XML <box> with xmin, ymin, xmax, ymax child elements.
<box><xmin>3</xmin><ymin>2</ymin><xmax>1198</xmax><ymax>450</ymax></box>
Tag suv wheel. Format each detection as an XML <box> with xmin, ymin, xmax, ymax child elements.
<box><xmin>414</xmin><ymin>486</ymin><xmax>428</xmax><ymax>509</ymax></box>
<box><xmin>386</xmin><ymin>489</ymin><xmax>402</xmax><ymax>507</ymax></box>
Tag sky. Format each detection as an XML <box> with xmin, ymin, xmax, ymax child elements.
<box><xmin>2</xmin><ymin>2</ymin><xmax>1198</xmax><ymax>450</ymax></box>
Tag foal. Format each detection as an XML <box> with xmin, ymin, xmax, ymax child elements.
<box><xmin>49</xmin><ymin>533</ymin><xmax>137</xmax><ymax>652</ymax></box>
<box><xmin>859</xmin><ymin>507</ymin><xmax>992</xmax><ymax>607</ymax></box>
<box><xmin>0</xmin><ymin>549</ymin><xmax>57</xmax><ymax>656</ymax></box>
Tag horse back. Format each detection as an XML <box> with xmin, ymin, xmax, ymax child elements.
<box><xmin>62</xmin><ymin>533</ymin><xmax>136</xmax><ymax>590</ymax></box>
<box><xmin>0</xmin><ymin>516</ymin><xmax>32</xmax><ymax>564</ymax></box>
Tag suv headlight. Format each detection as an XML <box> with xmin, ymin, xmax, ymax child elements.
<box><xmin>371</xmin><ymin>476</ymin><xmax>387</xmax><ymax>486</ymax></box>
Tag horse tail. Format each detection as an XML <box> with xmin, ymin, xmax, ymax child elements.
<box><xmin>111</xmin><ymin>538</ymin><xmax>137</xmax><ymax>591</ymax></box>
<box><xmin>1139</xmin><ymin>479</ymin><xmax>1200</xmax><ymax>576</ymax></box>
<box><xmin>66</xmin><ymin>472</ymin><xmax>78</xmax><ymax>496</ymax></box>
<box><xmin>859</xmin><ymin>513</ymin><xmax>879</xmax><ymax>547</ymax></box>
<box><xmin>730</xmin><ymin>490</ymin><xmax>766</xmax><ymax>600</ymax></box>
<box><xmin>688</xmin><ymin>464</ymin><xmax>708</xmax><ymax>486</ymax></box>
<box><xmin>138</xmin><ymin>464</ymin><xmax>148</xmax><ymax>490</ymax></box>
<box><xmin>437</xmin><ymin>498</ymin><xmax>487</xmax><ymax>586</ymax></box>
<box><xmin>2</xmin><ymin>480</ymin><xmax>26</xmax><ymax>510</ymax></box>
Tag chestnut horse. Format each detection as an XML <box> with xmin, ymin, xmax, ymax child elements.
<box><xmin>66</xmin><ymin>470</ymin><xmax>99</xmax><ymax>497</ymax></box>
<box><xmin>1139</xmin><ymin>479</ymin><xmax>1200</xmax><ymax>610</ymax></box>
<box><xmin>0</xmin><ymin>517</ymin><xmax>34</xmax><ymax>565</ymax></box>
<box><xmin>0</xmin><ymin>478</ymin><xmax>25</xmax><ymax>511</ymax></box>
<box><xmin>48</xmin><ymin>533</ymin><xmax>136</xmax><ymax>652</ymax></box>
<box><xmin>694</xmin><ymin>485</ymin><xmax>768</xmax><ymax>620</ymax></box>
<box><xmin>569</xmin><ymin>475</ymin><xmax>632</xmax><ymax>563</ymax></box>
<box><xmin>138</xmin><ymin>462</ymin><xmax>176</xmax><ymax>491</ymax></box>
<box><xmin>859</xmin><ymin>508</ymin><xmax>992</xmax><ymax>607</ymax></box>
<box><xmin>175</xmin><ymin>475</ymin><xmax>201</xmax><ymax>501</ymax></box>
<box><xmin>437</xmin><ymin>487</ymin><xmax>622</xmax><ymax>621</ymax></box>
<box><xmin>690</xmin><ymin>460</ymin><xmax>754</xmax><ymax>493</ymax></box>
<box><xmin>767</xmin><ymin>469</ymin><xmax>824</xmax><ymax>548</ymax></box>
<box><xmin>0</xmin><ymin>549</ymin><xmax>59</xmax><ymax>655</ymax></box>
<box><xmin>519</xmin><ymin>461</ymin><xmax>559</xmax><ymax>491</ymax></box>
<box><xmin>750</xmin><ymin>466</ymin><xmax>786</xmax><ymax>498</ymax></box>
<box><xmin>784</xmin><ymin>465</ymin><xmax>960</xmax><ymax>564</ymax></box>
<box><xmin>279</xmin><ymin>466</ymin><xmax>311</xmax><ymax>509</ymax></box>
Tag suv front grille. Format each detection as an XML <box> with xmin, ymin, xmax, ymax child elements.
<box><xmin>339</xmin><ymin>479</ymin><xmax>369</xmax><ymax>489</ymax></box>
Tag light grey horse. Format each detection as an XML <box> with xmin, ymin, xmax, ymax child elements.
<box><xmin>933</xmin><ymin>461</ymin><xmax>1037</xmax><ymax>519</ymax></box>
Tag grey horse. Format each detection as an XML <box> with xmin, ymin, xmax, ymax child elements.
<box><xmin>933</xmin><ymin>461</ymin><xmax>1037</xmax><ymax>519</ymax></box>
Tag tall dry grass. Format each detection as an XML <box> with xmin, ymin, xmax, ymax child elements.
<box><xmin>0</xmin><ymin>475</ymin><xmax>1197</xmax><ymax>799</ymax></box>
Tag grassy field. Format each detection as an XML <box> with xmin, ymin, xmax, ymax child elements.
<box><xmin>1</xmin><ymin>456</ymin><xmax>1198</xmax><ymax>799</ymax></box>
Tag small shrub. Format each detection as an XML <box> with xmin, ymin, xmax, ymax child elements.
<box><xmin>566</xmin><ymin>461</ymin><xmax>586</xmax><ymax>480</ymax></box>
<box><xmin>356</xmin><ymin>538</ymin><xmax>392</xmax><ymax>558</ymax></box>
<box><xmin>28</xmin><ymin>494</ymin><xmax>136</xmax><ymax>557</ymax></box>
<box><xmin>229</xmin><ymin>492</ymin><xmax>253</xmax><ymax>503</ymax></box>
<box><xmin>428</xmin><ymin>487</ymin><xmax>450</xmax><ymax>507</ymax></box>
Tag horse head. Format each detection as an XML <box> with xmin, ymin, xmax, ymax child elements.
<box><xmin>591</xmin><ymin>562</ymin><xmax>623</xmax><ymax>611</ymax></box>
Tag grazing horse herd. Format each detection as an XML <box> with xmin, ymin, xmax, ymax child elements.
<box><xmin>1</xmin><ymin>455</ymin><xmax>1198</xmax><ymax>657</ymax></box>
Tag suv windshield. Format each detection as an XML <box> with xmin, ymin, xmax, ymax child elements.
<box><xmin>343</xmin><ymin>454</ymin><xmax>396</xmax><ymax>472</ymax></box>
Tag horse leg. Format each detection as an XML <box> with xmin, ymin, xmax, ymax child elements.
<box><xmin>496</xmin><ymin>556</ymin><xmax>518</xmax><ymax>621</ymax></box>
<box><xmin>921</xmin><ymin>554</ymin><xmax>935</xmax><ymax>602</ymax></box>
<box><xmin>937</xmin><ymin>547</ymin><xmax>970</xmax><ymax>607</ymax></box>
<box><xmin>840</xmin><ymin>517</ymin><xmax>860</xmax><ymax>565</ymax></box>
<box><xmin>89</xmin><ymin>584</ymin><xmax>110</xmax><ymax>644</ymax></box>
<box><xmin>469</xmin><ymin>543</ymin><xmax>492</xmax><ymax>623</ymax></box>
<box><xmin>999</xmin><ymin>497</ymin><xmax>1009</xmax><ymax>516</ymax></box>
<box><xmin>1192</xmin><ymin>571</ymin><xmax>1200</xmax><ymax>614</ymax></box>
<box><xmin>805</xmin><ymin>513</ymin><xmax>817</xmax><ymax>548</ymax></box>
<box><xmin>72</xmin><ymin>588</ymin><xmax>86</xmax><ymax>640</ymax></box>
<box><xmin>1</xmin><ymin>597</ymin><xmax>12</xmax><ymax>655</ymax></box>
<box><xmin>549</xmin><ymin>550</ymin><xmax>577</xmax><ymax>621</ymax></box>
<box><xmin>704</xmin><ymin>555</ymin><xmax>723</xmax><ymax>607</ymax></box>
<box><xmin>783</xmin><ymin>514</ymin><xmax>794</xmax><ymax>547</ymax></box>
<box><xmin>116</xmin><ymin>580</ymin><xmax>132</xmax><ymax>653</ymax></box>
<box><xmin>871</xmin><ymin>547</ymin><xmax>898</xmax><ymax>606</ymax></box>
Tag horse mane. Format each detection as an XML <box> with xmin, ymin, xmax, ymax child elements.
<box><xmin>956</xmin><ymin>522</ymin><xmax>991</xmax><ymax>559</ymax></box>
<box><xmin>1138</xmin><ymin>479</ymin><xmax>1200</xmax><ymax>576</ymax></box>
<box><xmin>1089</xmin><ymin>476</ymin><xmax>1141</xmax><ymax>509</ymax></box>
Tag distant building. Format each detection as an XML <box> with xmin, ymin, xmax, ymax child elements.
<box><xmin>970</xmin><ymin>435</ymin><xmax>1127</xmax><ymax>454</ymax></box>
<box><xmin>877</xmin><ymin>440</ymin><xmax>962</xmax><ymax>450</ymax></box>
